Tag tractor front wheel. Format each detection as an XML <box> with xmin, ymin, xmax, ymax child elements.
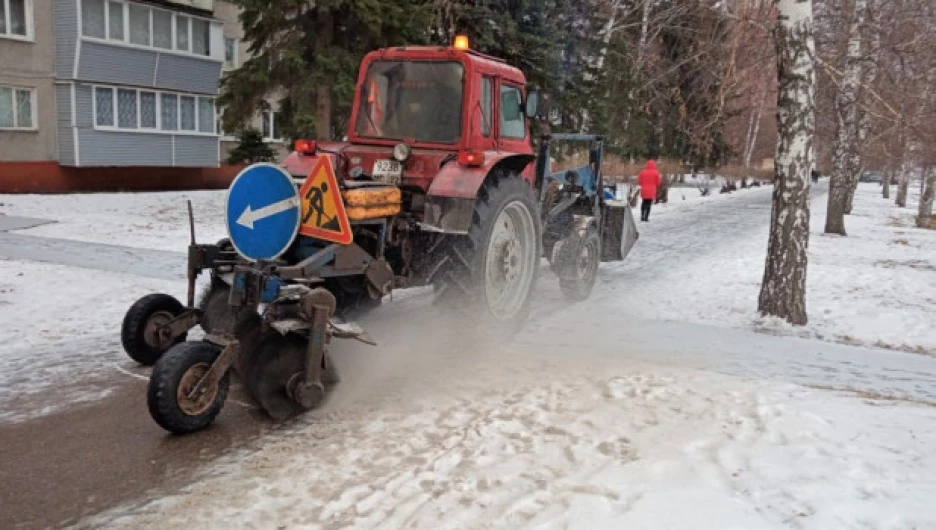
<box><xmin>438</xmin><ymin>173</ymin><xmax>542</xmax><ymax>335</ymax></box>
<box><xmin>121</xmin><ymin>293</ymin><xmax>188</xmax><ymax>365</ymax></box>
<box><xmin>147</xmin><ymin>341</ymin><xmax>230</xmax><ymax>435</ymax></box>
<box><xmin>556</xmin><ymin>226</ymin><xmax>601</xmax><ymax>302</ymax></box>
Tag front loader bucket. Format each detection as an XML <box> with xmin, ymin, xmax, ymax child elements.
<box><xmin>600</xmin><ymin>201</ymin><xmax>639</xmax><ymax>262</ymax></box>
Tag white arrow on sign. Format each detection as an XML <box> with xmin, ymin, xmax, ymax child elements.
<box><xmin>236</xmin><ymin>196</ymin><xmax>300</xmax><ymax>229</ymax></box>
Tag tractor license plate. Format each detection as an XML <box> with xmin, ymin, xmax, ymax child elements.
<box><xmin>372</xmin><ymin>160</ymin><xmax>402</xmax><ymax>185</ymax></box>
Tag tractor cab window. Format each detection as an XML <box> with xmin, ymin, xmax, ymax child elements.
<box><xmin>356</xmin><ymin>60</ymin><xmax>464</xmax><ymax>144</ymax></box>
<box><xmin>480</xmin><ymin>76</ymin><xmax>492</xmax><ymax>137</ymax></box>
<box><xmin>499</xmin><ymin>84</ymin><xmax>525</xmax><ymax>139</ymax></box>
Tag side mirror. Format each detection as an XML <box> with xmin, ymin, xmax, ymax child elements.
<box><xmin>524</xmin><ymin>91</ymin><xmax>540</xmax><ymax>119</ymax></box>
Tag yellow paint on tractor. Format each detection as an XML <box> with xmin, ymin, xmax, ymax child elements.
<box><xmin>341</xmin><ymin>187</ymin><xmax>402</xmax><ymax>220</ymax></box>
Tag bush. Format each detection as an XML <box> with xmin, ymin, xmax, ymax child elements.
<box><xmin>227</xmin><ymin>129</ymin><xmax>276</xmax><ymax>165</ymax></box>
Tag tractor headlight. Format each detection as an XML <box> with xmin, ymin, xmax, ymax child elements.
<box><xmin>392</xmin><ymin>142</ymin><xmax>412</xmax><ymax>162</ymax></box>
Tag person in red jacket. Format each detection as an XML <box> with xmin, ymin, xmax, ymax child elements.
<box><xmin>637</xmin><ymin>160</ymin><xmax>662</xmax><ymax>221</ymax></box>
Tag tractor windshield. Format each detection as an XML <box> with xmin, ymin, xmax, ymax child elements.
<box><xmin>355</xmin><ymin>60</ymin><xmax>464</xmax><ymax>144</ymax></box>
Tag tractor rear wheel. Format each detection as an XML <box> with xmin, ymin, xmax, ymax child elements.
<box><xmin>121</xmin><ymin>293</ymin><xmax>188</xmax><ymax>366</ymax></box>
<box><xmin>556</xmin><ymin>226</ymin><xmax>601</xmax><ymax>302</ymax></box>
<box><xmin>147</xmin><ymin>341</ymin><xmax>230</xmax><ymax>435</ymax></box>
<box><xmin>437</xmin><ymin>173</ymin><xmax>542</xmax><ymax>335</ymax></box>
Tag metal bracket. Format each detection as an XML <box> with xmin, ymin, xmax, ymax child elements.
<box><xmin>155</xmin><ymin>309</ymin><xmax>203</xmax><ymax>345</ymax></box>
<box><xmin>290</xmin><ymin>288</ymin><xmax>337</xmax><ymax>410</ymax></box>
<box><xmin>190</xmin><ymin>339</ymin><xmax>239</xmax><ymax>399</ymax></box>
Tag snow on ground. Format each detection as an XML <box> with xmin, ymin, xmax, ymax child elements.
<box><xmin>0</xmin><ymin>258</ymin><xmax>183</xmax><ymax>350</ymax></box>
<box><xmin>84</xmin><ymin>345</ymin><xmax>936</xmax><ymax>530</ymax></box>
<box><xmin>0</xmin><ymin>190</ymin><xmax>228</xmax><ymax>252</ymax></box>
<box><xmin>605</xmin><ymin>182</ymin><xmax>936</xmax><ymax>355</ymax></box>
<box><xmin>0</xmin><ymin>257</ymin><xmax>194</xmax><ymax>422</ymax></box>
<box><xmin>0</xmin><ymin>184</ymin><xmax>757</xmax><ymax>252</ymax></box>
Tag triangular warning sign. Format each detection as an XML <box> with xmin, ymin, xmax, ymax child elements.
<box><xmin>298</xmin><ymin>156</ymin><xmax>353</xmax><ymax>244</ymax></box>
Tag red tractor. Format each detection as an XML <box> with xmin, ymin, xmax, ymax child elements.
<box><xmin>121</xmin><ymin>36</ymin><xmax>639</xmax><ymax>434</ymax></box>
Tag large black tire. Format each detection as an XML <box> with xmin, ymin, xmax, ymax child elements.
<box><xmin>147</xmin><ymin>341</ymin><xmax>230</xmax><ymax>435</ymax></box>
<box><xmin>198</xmin><ymin>275</ymin><xmax>234</xmax><ymax>334</ymax></box>
<box><xmin>121</xmin><ymin>293</ymin><xmax>188</xmax><ymax>366</ymax></box>
<box><xmin>436</xmin><ymin>172</ymin><xmax>542</xmax><ymax>336</ymax></box>
<box><xmin>557</xmin><ymin>226</ymin><xmax>601</xmax><ymax>303</ymax></box>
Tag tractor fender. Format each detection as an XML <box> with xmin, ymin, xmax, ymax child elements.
<box><xmin>422</xmin><ymin>153</ymin><xmax>536</xmax><ymax>234</ymax></box>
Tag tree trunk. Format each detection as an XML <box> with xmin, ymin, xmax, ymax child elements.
<box><xmin>824</xmin><ymin>0</ymin><xmax>866</xmax><ymax>235</ymax></box>
<box><xmin>314</xmin><ymin>10</ymin><xmax>334</xmax><ymax>139</ymax></box>
<box><xmin>883</xmin><ymin>167</ymin><xmax>891</xmax><ymax>198</ymax></box>
<box><xmin>743</xmin><ymin>81</ymin><xmax>768</xmax><ymax>168</ymax></box>
<box><xmin>758</xmin><ymin>0</ymin><xmax>816</xmax><ymax>326</ymax></box>
<box><xmin>918</xmin><ymin>168</ymin><xmax>935</xmax><ymax>228</ymax></box>
<box><xmin>896</xmin><ymin>165</ymin><xmax>909</xmax><ymax>207</ymax></box>
<box><xmin>846</xmin><ymin>3</ymin><xmax>877</xmax><ymax>215</ymax></box>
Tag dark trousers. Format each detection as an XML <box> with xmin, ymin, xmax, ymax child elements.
<box><xmin>641</xmin><ymin>198</ymin><xmax>653</xmax><ymax>220</ymax></box>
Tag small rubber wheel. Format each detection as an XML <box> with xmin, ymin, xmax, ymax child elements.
<box><xmin>121</xmin><ymin>293</ymin><xmax>188</xmax><ymax>366</ymax></box>
<box><xmin>147</xmin><ymin>341</ymin><xmax>230</xmax><ymax>435</ymax></box>
<box><xmin>558</xmin><ymin>227</ymin><xmax>601</xmax><ymax>302</ymax></box>
<box><xmin>198</xmin><ymin>276</ymin><xmax>234</xmax><ymax>334</ymax></box>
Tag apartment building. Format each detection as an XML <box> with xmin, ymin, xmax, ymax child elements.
<box><xmin>0</xmin><ymin>0</ymin><xmax>281</xmax><ymax>192</ymax></box>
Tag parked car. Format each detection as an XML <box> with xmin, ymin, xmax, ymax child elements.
<box><xmin>859</xmin><ymin>171</ymin><xmax>883</xmax><ymax>183</ymax></box>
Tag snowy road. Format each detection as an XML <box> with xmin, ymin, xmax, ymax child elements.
<box><xmin>2</xmin><ymin>181</ymin><xmax>936</xmax><ymax>529</ymax></box>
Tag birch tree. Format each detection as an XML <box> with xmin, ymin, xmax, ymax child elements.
<box><xmin>824</xmin><ymin>0</ymin><xmax>866</xmax><ymax>236</ymax></box>
<box><xmin>918</xmin><ymin>168</ymin><xmax>935</xmax><ymax>228</ymax></box>
<box><xmin>758</xmin><ymin>0</ymin><xmax>816</xmax><ymax>325</ymax></box>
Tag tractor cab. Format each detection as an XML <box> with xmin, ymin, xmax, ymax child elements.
<box><xmin>282</xmin><ymin>36</ymin><xmax>540</xmax><ymax>197</ymax></box>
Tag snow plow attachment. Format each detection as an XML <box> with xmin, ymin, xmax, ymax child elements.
<box><xmin>600</xmin><ymin>200</ymin><xmax>639</xmax><ymax>262</ymax></box>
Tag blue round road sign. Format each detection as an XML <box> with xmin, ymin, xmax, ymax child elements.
<box><xmin>225</xmin><ymin>163</ymin><xmax>301</xmax><ymax>261</ymax></box>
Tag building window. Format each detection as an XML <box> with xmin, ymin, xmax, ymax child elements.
<box><xmin>192</xmin><ymin>18</ymin><xmax>209</xmax><ymax>56</ymax></box>
<box><xmin>224</xmin><ymin>36</ymin><xmax>237</xmax><ymax>68</ymax></box>
<box><xmin>179</xmin><ymin>96</ymin><xmax>196</xmax><ymax>131</ymax></box>
<box><xmin>128</xmin><ymin>3</ymin><xmax>149</xmax><ymax>46</ymax></box>
<box><xmin>197</xmin><ymin>97</ymin><xmax>214</xmax><ymax>133</ymax></box>
<box><xmin>261</xmin><ymin>107</ymin><xmax>281</xmax><ymax>141</ymax></box>
<box><xmin>107</xmin><ymin>0</ymin><xmax>123</xmax><ymax>40</ymax></box>
<box><xmin>499</xmin><ymin>84</ymin><xmax>525</xmax><ymax>139</ymax></box>
<box><xmin>152</xmin><ymin>9</ymin><xmax>172</xmax><ymax>50</ymax></box>
<box><xmin>117</xmin><ymin>88</ymin><xmax>137</xmax><ymax>128</ymax></box>
<box><xmin>161</xmin><ymin>93</ymin><xmax>177</xmax><ymax>130</ymax></box>
<box><xmin>0</xmin><ymin>86</ymin><xmax>34</xmax><ymax>129</ymax></box>
<box><xmin>82</xmin><ymin>0</ymin><xmax>106</xmax><ymax>39</ymax></box>
<box><xmin>176</xmin><ymin>15</ymin><xmax>189</xmax><ymax>51</ymax></box>
<box><xmin>94</xmin><ymin>86</ymin><xmax>114</xmax><ymax>127</ymax></box>
<box><xmin>93</xmin><ymin>85</ymin><xmax>215</xmax><ymax>136</ymax></box>
<box><xmin>81</xmin><ymin>1</ymin><xmax>212</xmax><ymax>57</ymax></box>
<box><xmin>1</xmin><ymin>0</ymin><xmax>31</xmax><ymax>39</ymax></box>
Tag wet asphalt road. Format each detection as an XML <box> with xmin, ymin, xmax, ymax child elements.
<box><xmin>0</xmin><ymin>380</ymin><xmax>267</xmax><ymax>529</ymax></box>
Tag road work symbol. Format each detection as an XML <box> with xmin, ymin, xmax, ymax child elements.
<box><xmin>225</xmin><ymin>163</ymin><xmax>301</xmax><ymax>261</ymax></box>
<box><xmin>298</xmin><ymin>156</ymin><xmax>352</xmax><ymax>244</ymax></box>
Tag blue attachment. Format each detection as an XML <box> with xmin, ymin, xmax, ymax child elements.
<box><xmin>225</xmin><ymin>163</ymin><xmax>301</xmax><ymax>261</ymax></box>
<box><xmin>233</xmin><ymin>270</ymin><xmax>248</xmax><ymax>293</ymax></box>
<box><xmin>232</xmin><ymin>269</ymin><xmax>282</xmax><ymax>304</ymax></box>
<box><xmin>546</xmin><ymin>165</ymin><xmax>598</xmax><ymax>196</ymax></box>
<box><xmin>260</xmin><ymin>276</ymin><xmax>281</xmax><ymax>304</ymax></box>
